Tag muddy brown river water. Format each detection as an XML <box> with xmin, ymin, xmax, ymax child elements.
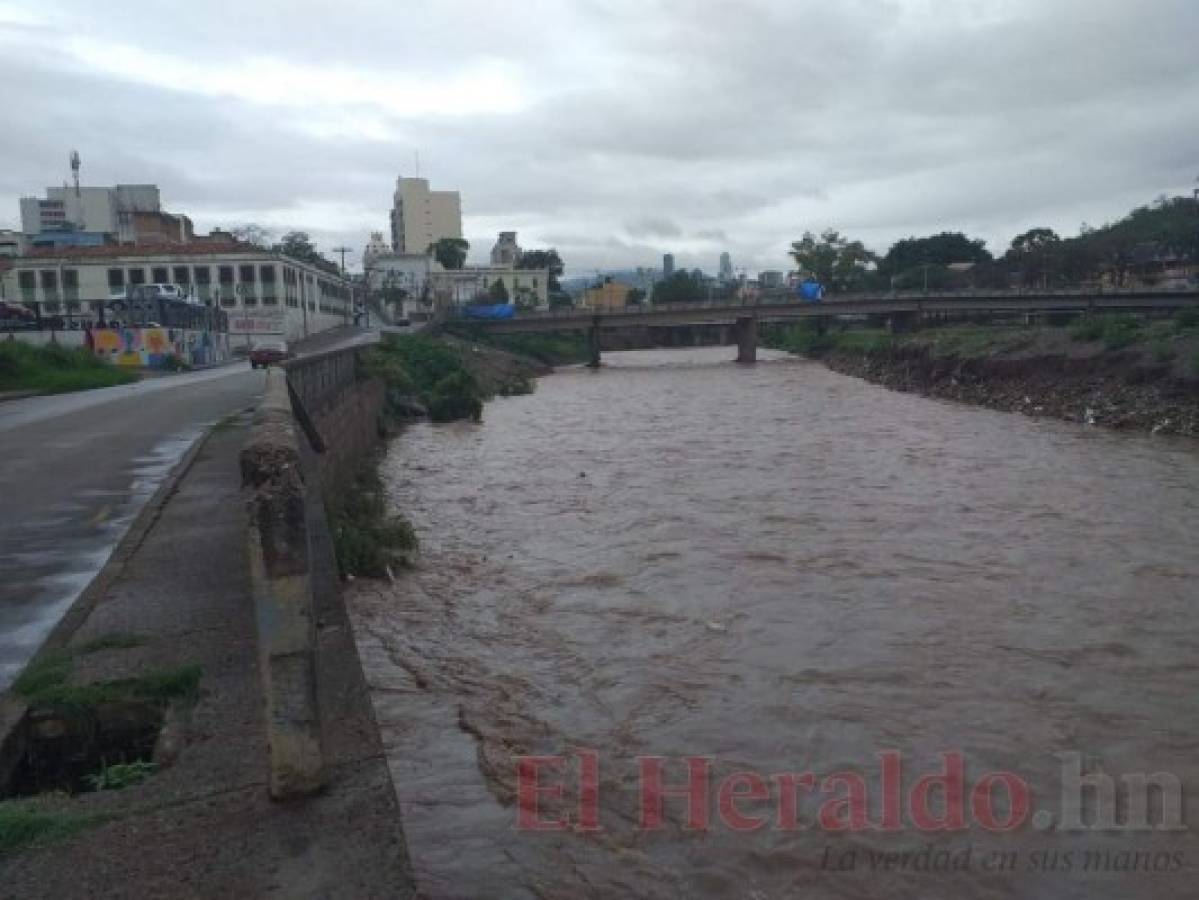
<box><xmin>347</xmin><ymin>347</ymin><xmax>1199</xmax><ymax>899</ymax></box>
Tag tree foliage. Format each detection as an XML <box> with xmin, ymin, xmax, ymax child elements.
<box><xmin>652</xmin><ymin>270</ymin><xmax>706</xmax><ymax>304</ymax></box>
<box><xmin>515</xmin><ymin>248</ymin><xmax>564</xmax><ymax>291</ymax></box>
<box><xmin>880</xmin><ymin>232</ymin><xmax>992</xmax><ymax>281</ymax></box>
<box><xmin>429</xmin><ymin>237</ymin><xmax>469</xmax><ymax>270</ymax></box>
<box><xmin>789</xmin><ymin>229</ymin><xmax>878</xmax><ymax>292</ymax></box>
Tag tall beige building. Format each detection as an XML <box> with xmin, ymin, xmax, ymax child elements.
<box><xmin>389</xmin><ymin>176</ymin><xmax>462</xmax><ymax>254</ymax></box>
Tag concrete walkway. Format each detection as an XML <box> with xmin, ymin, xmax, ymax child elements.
<box><xmin>0</xmin><ymin>416</ymin><xmax>415</xmax><ymax>898</ymax></box>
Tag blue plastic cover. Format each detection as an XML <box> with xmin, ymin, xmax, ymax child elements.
<box><xmin>462</xmin><ymin>303</ymin><xmax>516</xmax><ymax>320</ymax></box>
<box><xmin>798</xmin><ymin>280</ymin><xmax>824</xmax><ymax>302</ymax></box>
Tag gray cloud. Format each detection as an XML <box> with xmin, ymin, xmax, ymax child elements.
<box><xmin>1</xmin><ymin>0</ymin><xmax>1197</xmax><ymax>276</ymax></box>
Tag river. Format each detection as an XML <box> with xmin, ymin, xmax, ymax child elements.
<box><xmin>346</xmin><ymin>347</ymin><xmax>1199</xmax><ymax>899</ymax></box>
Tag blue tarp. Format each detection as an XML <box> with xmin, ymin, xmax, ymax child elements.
<box><xmin>462</xmin><ymin>303</ymin><xmax>516</xmax><ymax>320</ymax></box>
<box><xmin>798</xmin><ymin>280</ymin><xmax>824</xmax><ymax>302</ymax></box>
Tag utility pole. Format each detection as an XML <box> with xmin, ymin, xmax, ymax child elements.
<box><xmin>331</xmin><ymin>246</ymin><xmax>352</xmax><ymax>275</ymax></box>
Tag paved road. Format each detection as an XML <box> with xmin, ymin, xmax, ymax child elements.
<box><xmin>0</xmin><ymin>363</ymin><xmax>265</xmax><ymax>688</ymax></box>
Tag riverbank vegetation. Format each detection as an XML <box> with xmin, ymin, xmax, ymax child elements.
<box><xmin>442</xmin><ymin>325</ymin><xmax>590</xmax><ymax>367</ymax></box>
<box><xmin>0</xmin><ymin>341</ymin><xmax>137</xmax><ymax>395</ymax></box>
<box><xmin>329</xmin><ymin>465</ymin><xmax>418</xmax><ymax>579</ymax></box>
<box><xmin>765</xmin><ymin>310</ymin><xmax>1199</xmax><ymax>435</ymax></box>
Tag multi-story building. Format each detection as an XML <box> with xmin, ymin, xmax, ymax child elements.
<box><xmin>490</xmin><ymin>231</ymin><xmax>522</xmax><ymax>266</ymax></box>
<box><xmin>430</xmin><ymin>265</ymin><xmax>548</xmax><ymax>309</ymax></box>
<box><xmin>581</xmin><ymin>280</ymin><xmax>630</xmax><ymax>310</ymax></box>
<box><xmin>1</xmin><ymin>241</ymin><xmax>354</xmax><ymax>345</ymax></box>
<box><xmin>758</xmin><ymin>270</ymin><xmax>784</xmax><ymax>289</ymax></box>
<box><xmin>389</xmin><ymin>176</ymin><xmax>462</xmax><ymax>254</ymax></box>
<box><xmin>663</xmin><ymin>253</ymin><xmax>675</xmax><ymax>279</ymax></box>
<box><xmin>719</xmin><ymin>252</ymin><xmax>734</xmax><ymax>281</ymax></box>
<box><xmin>20</xmin><ymin>184</ymin><xmax>163</xmax><ymax>242</ymax></box>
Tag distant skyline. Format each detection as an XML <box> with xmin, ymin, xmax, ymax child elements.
<box><xmin>1</xmin><ymin>1</ymin><xmax>1196</xmax><ymax>277</ymax></box>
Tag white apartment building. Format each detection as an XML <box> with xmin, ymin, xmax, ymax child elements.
<box><xmin>1</xmin><ymin>243</ymin><xmax>354</xmax><ymax>344</ymax></box>
<box><xmin>20</xmin><ymin>184</ymin><xmax>162</xmax><ymax>241</ymax></box>
<box><xmin>389</xmin><ymin>176</ymin><xmax>462</xmax><ymax>254</ymax></box>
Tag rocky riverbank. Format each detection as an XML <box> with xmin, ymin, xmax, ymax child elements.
<box><xmin>767</xmin><ymin>318</ymin><xmax>1199</xmax><ymax>437</ymax></box>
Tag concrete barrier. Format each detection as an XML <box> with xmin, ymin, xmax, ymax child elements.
<box><xmin>240</xmin><ymin>369</ymin><xmax>325</xmax><ymax>799</ymax></box>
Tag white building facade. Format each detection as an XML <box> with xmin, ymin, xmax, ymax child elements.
<box><xmin>1</xmin><ymin>245</ymin><xmax>354</xmax><ymax>344</ymax></box>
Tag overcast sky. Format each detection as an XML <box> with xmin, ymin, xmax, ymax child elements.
<box><xmin>1</xmin><ymin>0</ymin><xmax>1196</xmax><ymax>275</ymax></box>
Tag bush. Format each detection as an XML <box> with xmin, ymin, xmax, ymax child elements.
<box><xmin>0</xmin><ymin>340</ymin><xmax>136</xmax><ymax>393</ymax></box>
<box><xmin>427</xmin><ymin>371</ymin><xmax>483</xmax><ymax>422</ymax></box>
<box><xmin>1175</xmin><ymin>308</ymin><xmax>1199</xmax><ymax>330</ymax></box>
<box><xmin>1101</xmin><ymin>315</ymin><xmax>1142</xmax><ymax>350</ymax></box>
<box><xmin>1069</xmin><ymin>316</ymin><xmax>1105</xmax><ymax>342</ymax></box>
<box><xmin>329</xmin><ymin>468</ymin><xmax>418</xmax><ymax>578</ymax></box>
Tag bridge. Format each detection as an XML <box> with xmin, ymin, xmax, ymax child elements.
<box><xmin>449</xmin><ymin>287</ymin><xmax>1199</xmax><ymax>366</ymax></box>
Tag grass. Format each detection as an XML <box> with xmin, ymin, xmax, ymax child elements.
<box><xmin>0</xmin><ymin>341</ymin><xmax>136</xmax><ymax>394</ymax></box>
<box><xmin>916</xmin><ymin>326</ymin><xmax>1032</xmax><ymax>358</ymax></box>
<box><xmin>1068</xmin><ymin>313</ymin><xmax>1143</xmax><ymax>349</ymax></box>
<box><xmin>448</xmin><ymin>327</ymin><xmax>591</xmax><ymax>366</ymax></box>
<box><xmin>12</xmin><ymin>648</ymin><xmax>201</xmax><ymax>718</ymax></box>
<box><xmin>0</xmin><ymin>799</ymin><xmax>108</xmax><ymax>855</ymax></box>
<box><xmin>82</xmin><ymin>761</ymin><xmax>157</xmax><ymax>793</ymax></box>
<box><xmin>765</xmin><ymin>323</ymin><xmax>894</xmax><ymax>357</ymax></box>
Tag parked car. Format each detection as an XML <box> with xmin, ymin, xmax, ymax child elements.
<box><xmin>249</xmin><ymin>339</ymin><xmax>291</xmax><ymax>369</ymax></box>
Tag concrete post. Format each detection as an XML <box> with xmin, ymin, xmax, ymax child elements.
<box><xmin>735</xmin><ymin>316</ymin><xmax>757</xmax><ymax>363</ymax></box>
<box><xmin>587</xmin><ymin>320</ymin><xmax>601</xmax><ymax>368</ymax></box>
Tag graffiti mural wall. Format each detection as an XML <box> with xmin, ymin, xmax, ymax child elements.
<box><xmin>88</xmin><ymin>327</ymin><xmax>232</xmax><ymax>369</ymax></box>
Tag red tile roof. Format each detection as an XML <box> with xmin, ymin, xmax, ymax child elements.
<box><xmin>27</xmin><ymin>240</ymin><xmax>260</xmax><ymax>259</ymax></box>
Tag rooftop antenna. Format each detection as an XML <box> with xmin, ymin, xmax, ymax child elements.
<box><xmin>70</xmin><ymin>150</ymin><xmax>81</xmax><ymax>197</ymax></box>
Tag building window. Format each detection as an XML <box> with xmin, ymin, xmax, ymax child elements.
<box><xmin>173</xmin><ymin>266</ymin><xmax>190</xmax><ymax>284</ymax></box>
<box><xmin>218</xmin><ymin>266</ymin><xmax>234</xmax><ymax>285</ymax></box>
<box><xmin>107</xmin><ymin>268</ymin><xmax>125</xmax><ymax>289</ymax></box>
<box><xmin>151</xmin><ymin>267</ymin><xmax>169</xmax><ymax>283</ymax></box>
<box><xmin>239</xmin><ymin>264</ymin><xmax>255</xmax><ymax>283</ymax></box>
<box><xmin>221</xmin><ymin>297</ymin><xmax>236</xmax><ymax>308</ymax></box>
<box><xmin>243</xmin><ymin>295</ymin><xmax>258</xmax><ymax>307</ymax></box>
<box><xmin>128</xmin><ymin>268</ymin><xmax>146</xmax><ymax>285</ymax></box>
<box><xmin>259</xmin><ymin>264</ymin><xmax>276</xmax><ymax>284</ymax></box>
<box><xmin>18</xmin><ymin>271</ymin><xmax>35</xmax><ymax>290</ymax></box>
<box><xmin>194</xmin><ymin>266</ymin><xmax>211</xmax><ymax>285</ymax></box>
<box><xmin>63</xmin><ymin>270</ymin><xmax>78</xmax><ymax>290</ymax></box>
<box><xmin>40</xmin><ymin>271</ymin><xmax>57</xmax><ymax>291</ymax></box>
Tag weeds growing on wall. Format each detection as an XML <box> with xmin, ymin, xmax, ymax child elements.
<box><xmin>329</xmin><ymin>465</ymin><xmax>419</xmax><ymax>579</ymax></box>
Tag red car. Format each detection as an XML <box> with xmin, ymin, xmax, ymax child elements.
<box><xmin>249</xmin><ymin>339</ymin><xmax>291</xmax><ymax>369</ymax></box>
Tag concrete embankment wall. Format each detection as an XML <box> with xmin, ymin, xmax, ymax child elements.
<box><xmin>240</xmin><ymin>344</ymin><xmax>387</xmax><ymax>798</ymax></box>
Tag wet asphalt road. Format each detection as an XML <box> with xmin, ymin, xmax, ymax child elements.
<box><xmin>0</xmin><ymin>363</ymin><xmax>265</xmax><ymax>688</ymax></box>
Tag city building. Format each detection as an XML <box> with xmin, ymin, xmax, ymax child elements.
<box><xmin>1</xmin><ymin>241</ymin><xmax>354</xmax><ymax>345</ymax></box>
<box><xmin>758</xmin><ymin>270</ymin><xmax>784</xmax><ymax>289</ymax></box>
<box><xmin>389</xmin><ymin>175</ymin><xmax>462</xmax><ymax>254</ymax></box>
<box><xmin>581</xmin><ymin>280</ymin><xmax>630</xmax><ymax>310</ymax></box>
<box><xmin>490</xmin><ymin>231</ymin><xmax>522</xmax><ymax>266</ymax></box>
<box><xmin>0</xmin><ymin>230</ymin><xmax>28</xmax><ymax>258</ymax></box>
<box><xmin>719</xmin><ymin>252</ymin><xmax>733</xmax><ymax>281</ymax></box>
<box><xmin>430</xmin><ymin>265</ymin><xmax>548</xmax><ymax>309</ymax></box>
<box><xmin>663</xmin><ymin>253</ymin><xmax>675</xmax><ymax>279</ymax></box>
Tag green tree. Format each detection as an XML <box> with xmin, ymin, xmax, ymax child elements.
<box><xmin>626</xmin><ymin>287</ymin><xmax>647</xmax><ymax>305</ymax></box>
<box><xmin>1006</xmin><ymin>228</ymin><xmax>1062</xmax><ymax>287</ymax></box>
<box><xmin>515</xmin><ymin>248</ymin><xmax>564</xmax><ymax>291</ymax></box>
<box><xmin>487</xmin><ymin>278</ymin><xmax>509</xmax><ymax>302</ymax></box>
<box><xmin>789</xmin><ymin>229</ymin><xmax>878</xmax><ymax>292</ymax></box>
<box><xmin>880</xmin><ymin>232</ymin><xmax>992</xmax><ymax>285</ymax></box>
<box><xmin>230</xmin><ymin>223</ymin><xmax>273</xmax><ymax>248</ymax></box>
<box><xmin>274</xmin><ymin>231</ymin><xmax>324</xmax><ymax>266</ymax></box>
<box><xmin>652</xmin><ymin>271</ymin><xmax>706</xmax><ymax>304</ymax></box>
<box><xmin>429</xmin><ymin>237</ymin><xmax>469</xmax><ymax>270</ymax></box>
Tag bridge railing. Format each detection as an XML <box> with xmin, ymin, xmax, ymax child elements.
<box><xmin>444</xmin><ymin>284</ymin><xmax>1199</xmax><ymax>324</ymax></box>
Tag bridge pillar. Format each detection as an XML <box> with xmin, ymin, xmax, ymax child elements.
<box><xmin>587</xmin><ymin>321</ymin><xmax>601</xmax><ymax>368</ymax></box>
<box><xmin>735</xmin><ymin>316</ymin><xmax>757</xmax><ymax>364</ymax></box>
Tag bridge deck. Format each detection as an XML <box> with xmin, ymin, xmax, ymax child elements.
<box><xmin>455</xmin><ymin>288</ymin><xmax>1199</xmax><ymax>333</ymax></box>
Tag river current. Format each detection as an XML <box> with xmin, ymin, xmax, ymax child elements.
<box><xmin>347</xmin><ymin>347</ymin><xmax>1199</xmax><ymax>899</ymax></box>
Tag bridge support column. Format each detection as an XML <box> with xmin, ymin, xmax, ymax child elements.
<box><xmin>587</xmin><ymin>321</ymin><xmax>601</xmax><ymax>368</ymax></box>
<box><xmin>735</xmin><ymin>316</ymin><xmax>757</xmax><ymax>364</ymax></box>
